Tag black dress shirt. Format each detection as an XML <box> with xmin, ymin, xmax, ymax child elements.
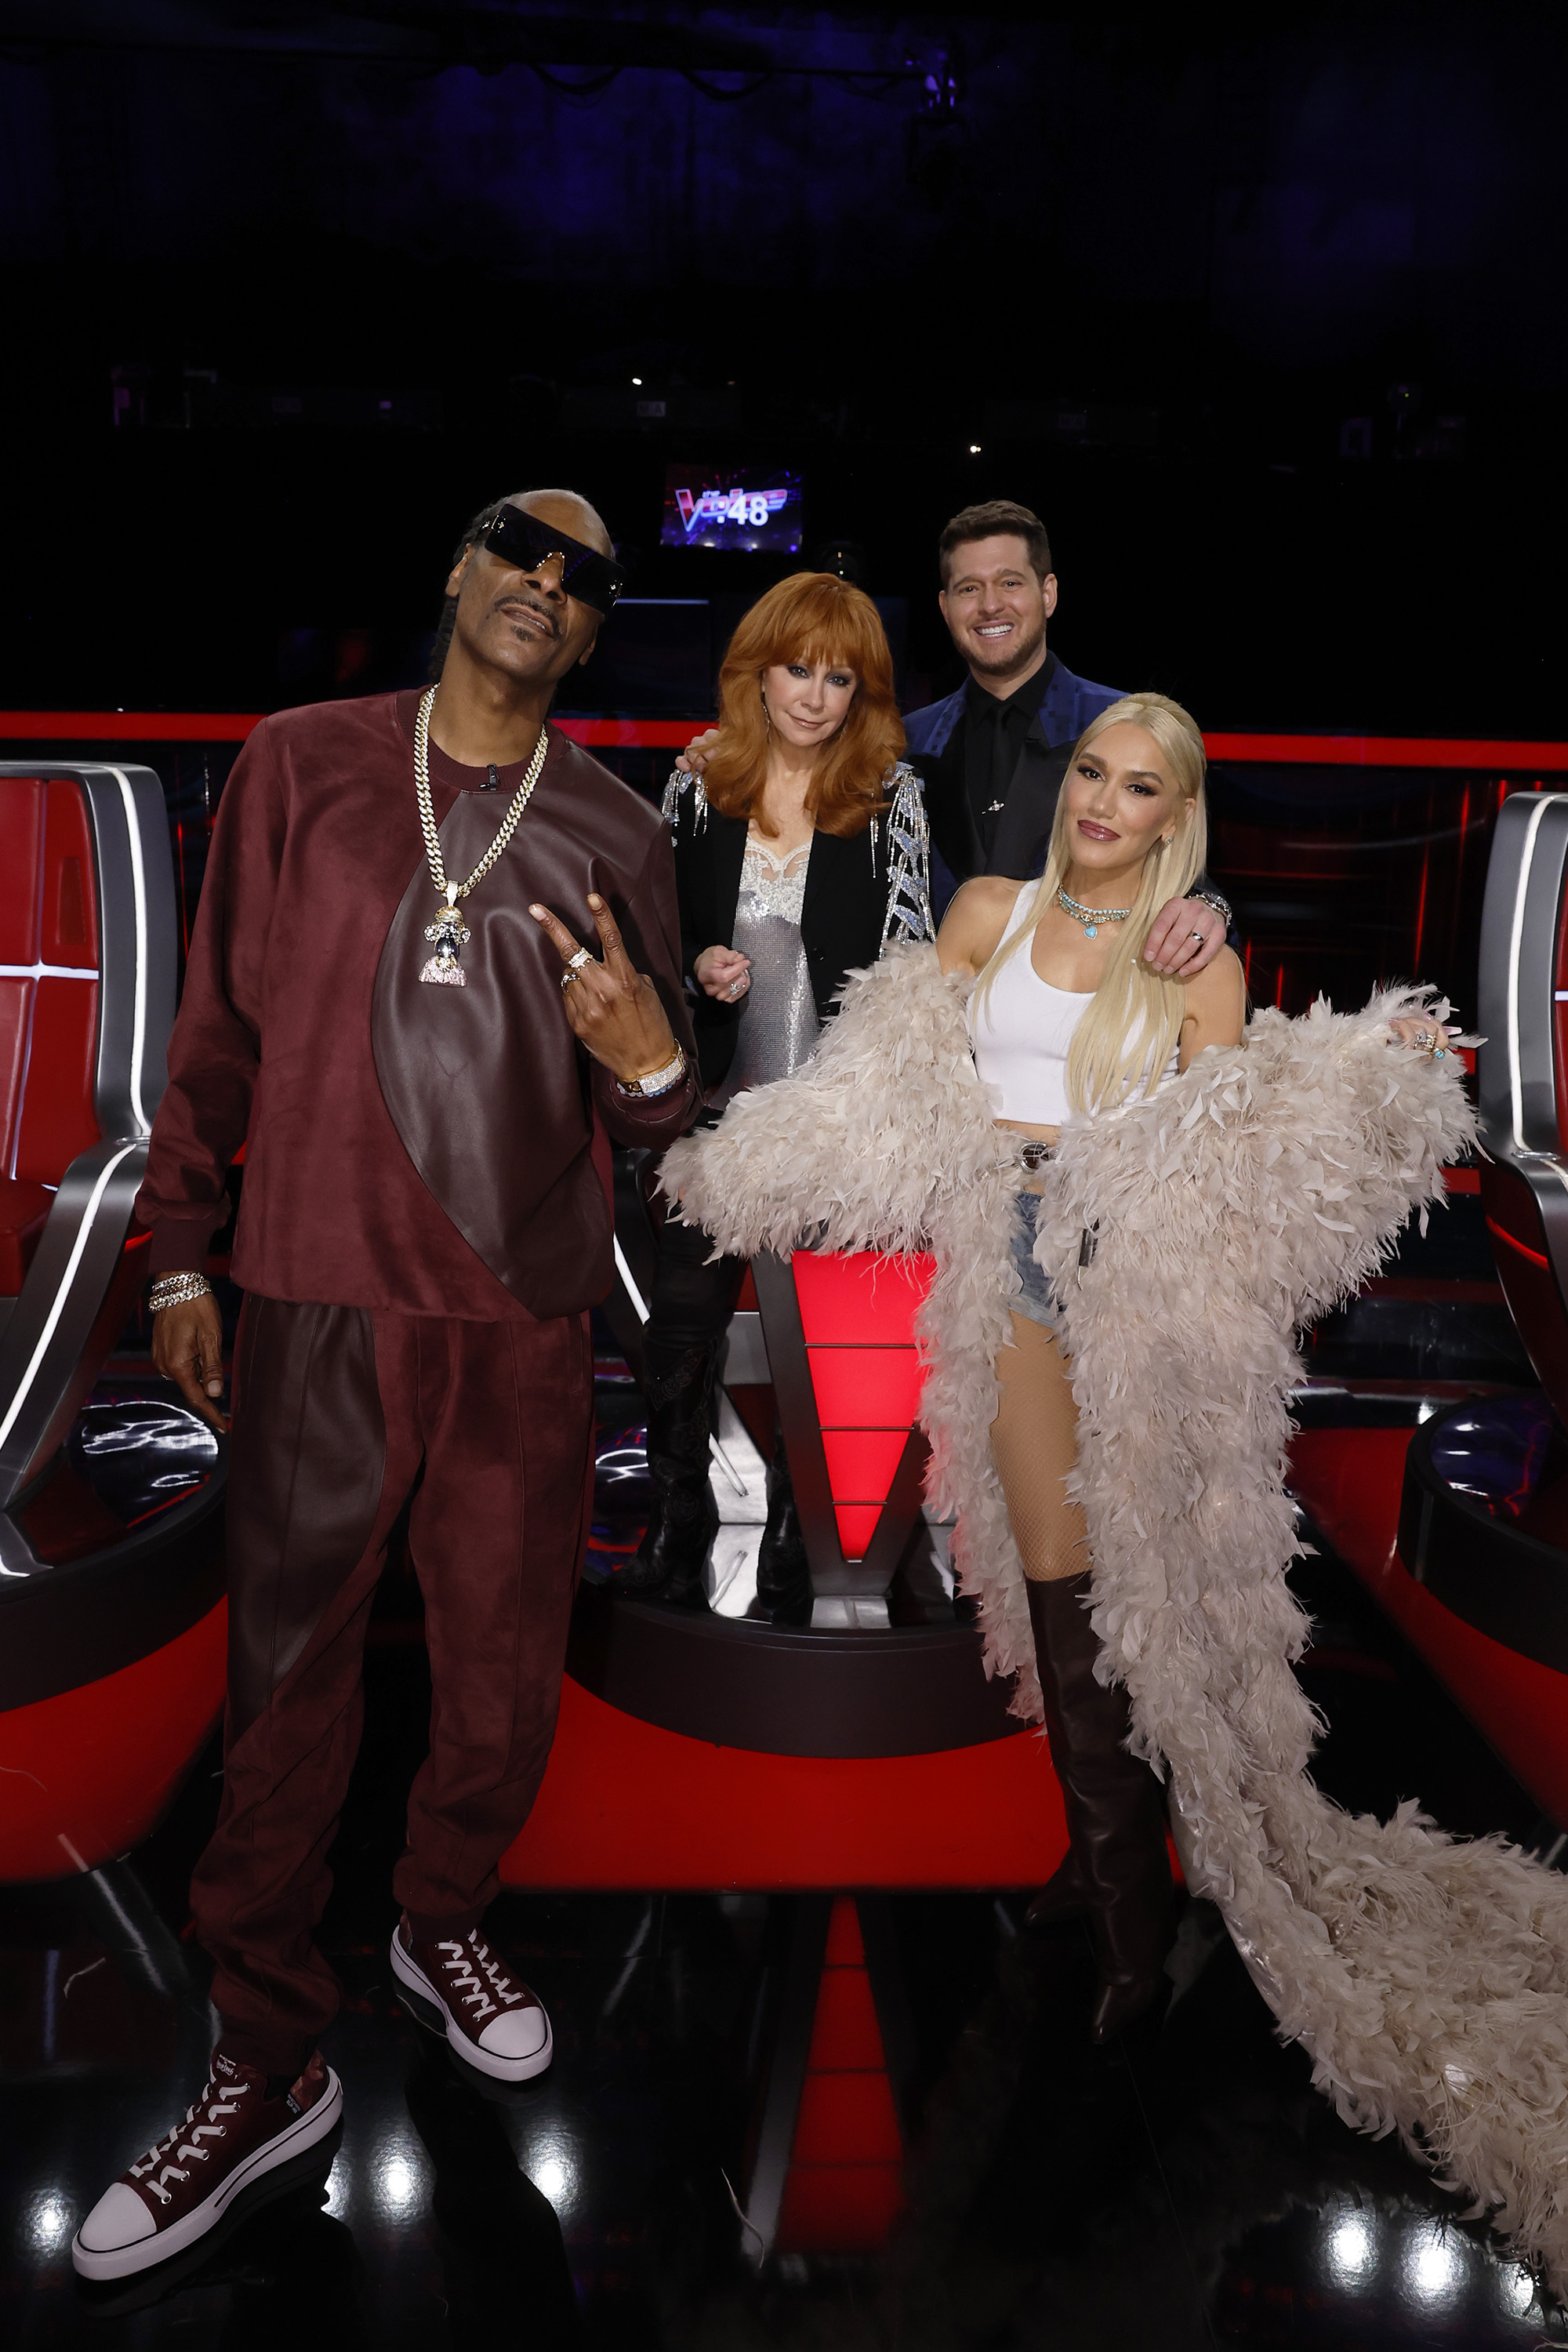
<box><xmin>964</xmin><ymin>657</ymin><xmax>1057</xmax><ymax>861</ymax></box>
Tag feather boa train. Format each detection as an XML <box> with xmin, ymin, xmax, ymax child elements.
<box><xmin>663</xmin><ymin>941</ymin><xmax>1568</xmax><ymax>2294</ymax></box>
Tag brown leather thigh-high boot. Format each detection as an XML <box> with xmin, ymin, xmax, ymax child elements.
<box><xmin>1026</xmin><ymin>1571</ymin><xmax>1174</xmax><ymax>2042</ymax></box>
<box><xmin>1023</xmin><ymin>1849</ymin><xmax>1087</xmax><ymax>1930</ymax></box>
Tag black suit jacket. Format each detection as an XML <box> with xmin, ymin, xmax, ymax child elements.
<box><xmin>904</xmin><ymin>658</ymin><xmax>1124</xmax><ymax>892</ymax></box>
<box><xmin>916</xmin><ymin>724</ymin><xmax>1077</xmax><ymax>887</ymax></box>
<box><xmin>666</xmin><ymin>776</ymin><xmax>927</xmax><ymax>1091</ymax></box>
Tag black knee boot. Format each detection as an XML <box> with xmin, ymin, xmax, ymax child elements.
<box><xmin>1025</xmin><ymin>1573</ymin><xmax>1173</xmax><ymax>2042</ymax></box>
<box><xmin>622</xmin><ymin>1333</ymin><xmax>720</xmax><ymax>1607</ymax></box>
<box><xmin>755</xmin><ymin>1429</ymin><xmax>812</xmax><ymax>1625</ymax></box>
<box><xmin>1022</xmin><ymin>1849</ymin><xmax>1088</xmax><ymax>1930</ymax></box>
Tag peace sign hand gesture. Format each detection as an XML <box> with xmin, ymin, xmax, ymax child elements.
<box><xmin>529</xmin><ymin>890</ymin><xmax>681</xmax><ymax>1086</ymax></box>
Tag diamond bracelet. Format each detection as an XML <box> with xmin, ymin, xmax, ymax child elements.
<box><xmin>148</xmin><ymin>1272</ymin><xmax>214</xmax><ymax>1313</ymax></box>
<box><xmin>616</xmin><ymin>1048</ymin><xmax>688</xmax><ymax>1099</ymax></box>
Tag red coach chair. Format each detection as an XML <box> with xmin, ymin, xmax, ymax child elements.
<box><xmin>513</xmin><ymin>1239</ymin><xmax>1073</xmax><ymax>2261</ymax></box>
<box><xmin>1473</xmin><ymin>789</ymin><xmax>1568</xmax><ymax>1410</ymax></box>
<box><xmin>1291</xmin><ymin>790</ymin><xmax>1568</xmax><ymax>1835</ymax></box>
<box><xmin>0</xmin><ymin>765</ymin><xmax>227</xmax><ymax>1882</ymax></box>
<box><xmin>1</xmin><ymin>764</ymin><xmax>170</xmax><ymax>1494</ymax></box>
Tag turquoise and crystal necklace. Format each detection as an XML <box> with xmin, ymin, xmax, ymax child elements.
<box><xmin>1057</xmin><ymin>884</ymin><xmax>1131</xmax><ymax>942</ymax></box>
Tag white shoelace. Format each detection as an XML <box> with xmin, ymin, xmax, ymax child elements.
<box><xmin>128</xmin><ymin>2078</ymin><xmax>247</xmax><ymax>2204</ymax></box>
<box><xmin>435</xmin><ymin>1933</ymin><xmax>528</xmax><ymax>2026</ymax></box>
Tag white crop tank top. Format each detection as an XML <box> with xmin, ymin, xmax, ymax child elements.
<box><xmin>968</xmin><ymin>885</ymin><xmax>1178</xmax><ymax>1125</ymax></box>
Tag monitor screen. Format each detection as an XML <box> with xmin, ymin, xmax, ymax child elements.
<box><xmin>662</xmin><ymin>463</ymin><xmax>804</xmax><ymax>554</ymax></box>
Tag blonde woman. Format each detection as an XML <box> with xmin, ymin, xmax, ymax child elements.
<box><xmin>952</xmin><ymin>699</ymin><xmax>1441</xmax><ymax>2035</ymax></box>
<box><xmin>666</xmin><ymin>692</ymin><xmax>1454</xmax><ymax>2046</ymax></box>
<box><xmin>938</xmin><ymin>696</ymin><xmax>1246</xmax><ymax>2037</ymax></box>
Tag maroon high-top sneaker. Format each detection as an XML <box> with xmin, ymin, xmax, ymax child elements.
<box><xmin>390</xmin><ymin>1917</ymin><xmax>554</xmax><ymax>2082</ymax></box>
<box><xmin>72</xmin><ymin>2048</ymin><xmax>343</xmax><ymax>2281</ymax></box>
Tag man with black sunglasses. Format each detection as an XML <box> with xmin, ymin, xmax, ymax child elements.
<box><xmin>73</xmin><ymin>490</ymin><xmax>699</xmax><ymax>2284</ymax></box>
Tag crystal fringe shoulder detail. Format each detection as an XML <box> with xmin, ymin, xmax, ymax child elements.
<box><xmin>662</xmin><ymin>768</ymin><xmax>708</xmax><ymax>831</ymax></box>
<box><xmin>880</xmin><ymin>764</ymin><xmax>935</xmax><ymax>946</ymax></box>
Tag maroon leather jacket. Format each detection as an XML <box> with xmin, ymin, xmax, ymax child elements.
<box><xmin>137</xmin><ymin>690</ymin><xmax>699</xmax><ymax>1320</ymax></box>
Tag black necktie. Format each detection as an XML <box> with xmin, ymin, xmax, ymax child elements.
<box><xmin>987</xmin><ymin>702</ymin><xmax>1018</xmax><ymax>821</ymax></box>
<box><xmin>969</xmin><ymin>700</ymin><xmax>1016</xmax><ymax>855</ymax></box>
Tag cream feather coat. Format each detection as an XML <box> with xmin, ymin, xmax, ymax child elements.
<box><xmin>664</xmin><ymin>942</ymin><xmax>1568</xmax><ymax>2296</ymax></box>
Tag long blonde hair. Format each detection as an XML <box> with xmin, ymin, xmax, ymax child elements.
<box><xmin>971</xmin><ymin>691</ymin><xmax>1210</xmax><ymax>1113</ymax></box>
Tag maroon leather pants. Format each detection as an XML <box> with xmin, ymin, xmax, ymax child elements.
<box><xmin>191</xmin><ymin>1296</ymin><xmax>594</xmax><ymax>2076</ymax></box>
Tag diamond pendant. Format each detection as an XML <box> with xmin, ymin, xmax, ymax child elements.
<box><xmin>419</xmin><ymin>899</ymin><xmax>470</xmax><ymax>986</ymax></box>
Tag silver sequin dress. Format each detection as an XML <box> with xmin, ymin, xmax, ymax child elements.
<box><xmin>707</xmin><ymin>837</ymin><xmax>818</xmax><ymax>1112</ymax></box>
<box><xmin>660</xmin><ymin>763</ymin><xmax>935</xmax><ymax>1112</ymax></box>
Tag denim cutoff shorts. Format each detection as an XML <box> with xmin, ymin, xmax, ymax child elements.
<box><xmin>1008</xmin><ymin>1190</ymin><xmax>1065</xmax><ymax>1334</ymax></box>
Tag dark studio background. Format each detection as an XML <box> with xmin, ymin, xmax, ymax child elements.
<box><xmin>2</xmin><ymin>0</ymin><xmax>1566</xmax><ymax>732</ymax></box>
<box><xmin>14</xmin><ymin>17</ymin><xmax>1568</xmax><ymax>2348</ymax></box>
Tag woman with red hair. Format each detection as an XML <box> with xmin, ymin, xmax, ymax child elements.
<box><xmin>626</xmin><ymin>571</ymin><xmax>931</xmax><ymax>1618</ymax></box>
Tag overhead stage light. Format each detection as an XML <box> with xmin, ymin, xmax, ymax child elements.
<box><xmin>1408</xmin><ymin>2226</ymin><xmax>1461</xmax><ymax>2297</ymax></box>
<box><xmin>1329</xmin><ymin>2213</ymin><xmax>1373</xmax><ymax>2279</ymax></box>
<box><xmin>372</xmin><ymin>2135</ymin><xmax>425</xmax><ymax>2216</ymax></box>
<box><xmin>27</xmin><ymin>2194</ymin><xmax>68</xmax><ymax>2254</ymax></box>
<box><xmin>528</xmin><ymin>2144</ymin><xmax>577</xmax><ymax>2209</ymax></box>
<box><xmin>1502</xmin><ymin>2266</ymin><xmax>1537</xmax><ymax>2314</ymax></box>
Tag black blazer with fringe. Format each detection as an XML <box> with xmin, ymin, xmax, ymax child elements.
<box><xmin>662</xmin><ymin>766</ymin><xmax>931</xmax><ymax>1093</ymax></box>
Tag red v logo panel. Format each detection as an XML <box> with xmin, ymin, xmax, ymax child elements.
<box><xmin>791</xmin><ymin>1253</ymin><xmax>933</xmax><ymax>1560</ymax></box>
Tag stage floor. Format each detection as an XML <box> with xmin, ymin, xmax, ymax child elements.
<box><xmin>3</xmin><ymin>1487</ymin><xmax>1564</xmax><ymax>2348</ymax></box>
<box><xmin>5</xmin><ymin>1187</ymin><xmax>1564</xmax><ymax>2345</ymax></box>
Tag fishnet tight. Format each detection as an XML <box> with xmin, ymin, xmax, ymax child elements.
<box><xmin>990</xmin><ymin>1310</ymin><xmax>1090</xmax><ymax>1583</ymax></box>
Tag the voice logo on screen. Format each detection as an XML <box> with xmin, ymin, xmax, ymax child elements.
<box><xmin>673</xmin><ymin>485</ymin><xmax>791</xmax><ymax>536</ymax></box>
